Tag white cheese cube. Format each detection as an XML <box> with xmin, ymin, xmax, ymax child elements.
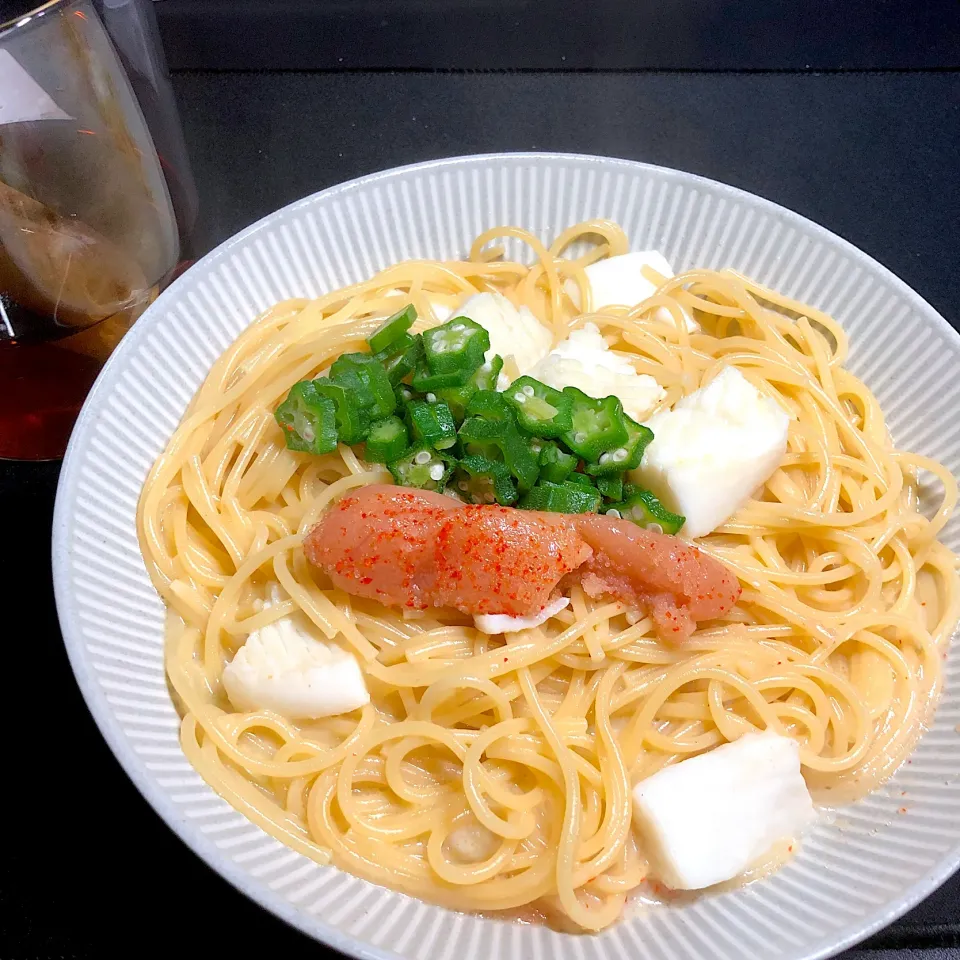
<box><xmin>633</xmin><ymin>366</ymin><xmax>789</xmax><ymax>538</ymax></box>
<box><xmin>377</xmin><ymin>289</ymin><xmax>453</xmax><ymax>323</ymax></box>
<box><xmin>568</xmin><ymin>251</ymin><xmax>697</xmax><ymax>332</ymax></box>
<box><xmin>528</xmin><ymin>323</ymin><xmax>666</xmax><ymax>421</ymax></box>
<box><xmin>585</xmin><ymin>250</ymin><xmax>674</xmax><ymax>309</ymax></box>
<box><xmin>426</xmin><ymin>298</ymin><xmax>455</xmax><ymax>324</ymax></box>
<box><xmin>223</xmin><ymin>603</ymin><xmax>369</xmax><ymax>719</ymax></box>
<box><xmin>474</xmin><ymin>596</ymin><xmax>570</xmax><ymax>635</ymax></box>
<box><xmin>632</xmin><ymin>731</ymin><xmax>815</xmax><ymax>890</ymax></box>
<box><xmin>450</xmin><ymin>292</ymin><xmax>553</xmax><ymax>376</ymax></box>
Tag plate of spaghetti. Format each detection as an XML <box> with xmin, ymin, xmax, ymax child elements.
<box><xmin>53</xmin><ymin>154</ymin><xmax>960</xmax><ymax>960</ymax></box>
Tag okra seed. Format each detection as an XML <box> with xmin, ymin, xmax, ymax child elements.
<box><xmin>613</xmin><ymin>448</ymin><xmax>628</xmax><ymax>462</ymax></box>
<box><xmin>575</xmin><ymin>432</ymin><xmax>587</xmax><ymax>443</ymax></box>
<box><xmin>414</xmin><ymin>450</ymin><xmax>432</xmax><ymax>465</ymax></box>
<box><xmin>428</xmin><ymin>463</ymin><xmax>445</xmax><ymax>481</ymax></box>
<box><xmin>599</xmin><ymin>453</ymin><xmax>612</xmax><ymax>464</ymax></box>
<box><xmin>514</xmin><ymin>393</ymin><xmax>527</xmax><ymax>404</ymax></box>
<box><xmin>647</xmin><ymin>522</ymin><xmax>664</xmax><ymax>535</ymax></box>
<box><xmin>458</xmin><ymin>481</ymin><xmax>469</xmax><ymax>491</ymax></box>
<box><xmin>522</xmin><ymin>385</ymin><xmax>535</xmax><ymax>397</ymax></box>
<box><xmin>606</xmin><ymin>509</ymin><xmax>622</xmax><ymax>519</ymax></box>
<box><xmin>426</xmin><ymin>393</ymin><xmax>437</xmax><ymax>402</ymax></box>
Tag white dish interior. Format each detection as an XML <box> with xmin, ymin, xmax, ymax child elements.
<box><xmin>53</xmin><ymin>153</ymin><xmax>960</xmax><ymax>960</ymax></box>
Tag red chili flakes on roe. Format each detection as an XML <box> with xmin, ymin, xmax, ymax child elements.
<box><xmin>432</xmin><ymin>505</ymin><xmax>590</xmax><ymax>617</ymax></box>
<box><xmin>304</xmin><ymin>485</ymin><xmax>742</xmax><ymax>638</ymax></box>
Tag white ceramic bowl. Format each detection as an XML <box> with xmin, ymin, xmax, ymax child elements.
<box><xmin>53</xmin><ymin>154</ymin><xmax>960</xmax><ymax>960</ymax></box>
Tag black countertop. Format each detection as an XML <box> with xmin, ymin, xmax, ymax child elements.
<box><xmin>5</xmin><ymin>69</ymin><xmax>960</xmax><ymax>959</ymax></box>
<box><xmin>154</xmin><ymin>0</ymin><xmax>960</xmax><ymax>70</ymax></box>
<box><xmin>180</xmin><ymin>71</ymin><xmax>960</xmax><ymax>323</ymax></box>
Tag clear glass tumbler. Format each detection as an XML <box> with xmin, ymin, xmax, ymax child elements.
<box><xmin>0</xmin><ymin>0</ymin><xmax>191</xmax><ymax>459</ymax></box>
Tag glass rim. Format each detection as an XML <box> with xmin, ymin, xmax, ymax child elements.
<box><xmin>0</xmin><ymin>0</ymin><xmax>77</xmax><ymax>39</ymax></box>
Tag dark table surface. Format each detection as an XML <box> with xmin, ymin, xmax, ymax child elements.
<box><xmin>5</xmin><ymin>69</ymin><xmax>960</xmax><ymax>959</ymax></box>
<box><xmin>154</xmin><ymin>0</ymin><xmax>960</xmax><ymax>71</ymax></box>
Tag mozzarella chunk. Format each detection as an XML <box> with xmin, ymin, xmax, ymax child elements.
<box><xmin>425</xmin><ymin>297</ymin><xmax>455</xmax><ymax>324</ymax></box>
<box><xmin>223</xmin><ymin>604</ymin><xmax>369</xmax><ymax>719</ymax></box>
<box><xmin>528</xmin><ymin>322</ymin><xmax>666</xmax><ymax>421</ymax></box>
<box><xmin>585</xmin><ymin>250</ymin><xmax>674</xmax><ymax>309</ymax></box>
<box><xmin>633</xmin><ymin>366</ymin><xmax>789</xmax><ymax>538</ymax></box>
<box><xmin>474</xmin><ymin>596</ymin><xmax>570</xmax><ymax>635</ymax></box>
<box><xmin>632</xmin><ymin>731</ymin><xmax>815</xmax><ymax>890</ymax></box>
<box><xmin>450</xmin><ymin>292</ymin><xmax>553</xmax><ymax>376</ymax></box>
<box><xmin>379</xmin><ymin>289</ymin><xmax>453</xmax><ymax>323</ymax></box>
<box><xmin>568</xmin><ymin>251</ymin><xmax>697</xmax><ymax>332</ymax></box>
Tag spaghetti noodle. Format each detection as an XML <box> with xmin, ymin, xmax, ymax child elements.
<box><xmin>138</xmin><ymin>220</ymin><xmax>960</xmax><ymax>931</ymax></box>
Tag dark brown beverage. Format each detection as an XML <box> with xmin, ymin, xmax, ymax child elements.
<box><xmin>0</xmin><ymin>177</ymin><xmax>153</xmax><ymax>459</ymax></box>
<box><xmin>0</xmin><ymin>299</ymin><xmax>151</xmax><ymax>460</ymax></box>
<box><xmin>1</xmin><ymin>0</ymin><xmax>194</xmax><ymax>458</ymax></box>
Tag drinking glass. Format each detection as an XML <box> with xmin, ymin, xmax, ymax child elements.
<box><xmin>0</xmin><ymin>0</ymin><xmax>193</xmax><ymax>459</ymax></box>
